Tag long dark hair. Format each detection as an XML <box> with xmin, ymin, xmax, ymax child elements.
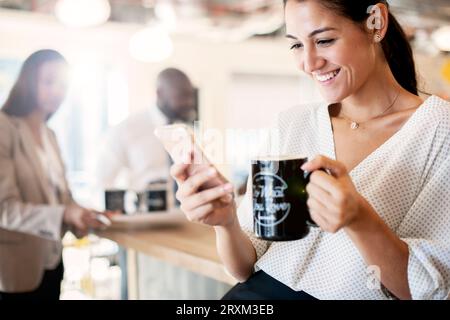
<box><xmin>284</xmin><ymin>0</ymin><xmax>418</xmax><ymax>95</ymax></box>
<box><xmin>2</xmin><ymin>49</ymin><xmax>68</xmax><ymax>119</ymax></box>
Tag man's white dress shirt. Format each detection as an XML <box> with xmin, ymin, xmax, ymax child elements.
<box><xmin>97</xmin><ymin>106</ymin><xmax>169</xmax><ymax>191</ymax></box>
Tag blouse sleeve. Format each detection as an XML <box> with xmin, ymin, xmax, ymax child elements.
<box><xmin>236</xmin><ymin>176</ymin><xmax>272</xmax><ymax>260</ymax></box>
<box><xmin>397</xmin><ymin>152</ymin><xmax>450</xmax><ymax>300</ymax></box>
<box><xmin>0</xmin><ymin>117</ymin><xmax>65</xmax><ymax>241</ymax></box>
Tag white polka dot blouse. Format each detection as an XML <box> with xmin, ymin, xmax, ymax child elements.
<box><xmin>237</xmin><ymin>95</ymin><xmax>450</xmax><ymax>300</ymax></box>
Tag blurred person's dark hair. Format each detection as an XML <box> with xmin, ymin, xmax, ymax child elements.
<box><xmin>2</xmin><ymin>49</ymin><xmax>67</xmax><ymax>120</ymax></box>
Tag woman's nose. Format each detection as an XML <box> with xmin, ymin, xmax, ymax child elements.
<box><xmin>301</xmin><ymin>48</ymin><xmax>325</xmax><ymax>74</ymax></box>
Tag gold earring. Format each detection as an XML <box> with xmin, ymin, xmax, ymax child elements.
<box><xmin>374</xmin><ymin>31</ymin><xmax>382</xmax><ymax>42</ymax></box>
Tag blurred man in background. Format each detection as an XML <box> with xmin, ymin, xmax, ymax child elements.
<box><xmin>97</xmin><ymin>68</ymin><xmax>197</xmax><ymax>192</ymax></box>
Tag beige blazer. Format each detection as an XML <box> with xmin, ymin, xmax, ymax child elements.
<box><xmin>0</xmin><ymin>112</ymin><xmax>73</xmax><ymax>293</ymax></box>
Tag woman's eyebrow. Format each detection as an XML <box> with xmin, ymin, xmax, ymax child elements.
<box><xmin>286</xmin><ymin>27</ymin><xmax>337</xmax><ymax>40</ymax></box>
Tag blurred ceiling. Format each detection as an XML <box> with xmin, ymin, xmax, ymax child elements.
<box><xmin>0</xmin><ymin>0</ymin><xmax>449</xmax><ymax>43</ymax></box>
<box><xmin>0</xmin><ymin>0</ymin><xmax>282</xmax><ymax>22</ymax></box>
<box><xmin>0</xmin><ymin>0</ymin><xmax>285</xmax><ymax>41</ymax></box>
<box><xmin>390</xmin><ymin>0</ymin><xmax>450</xmax><ymax>22</ymax></box>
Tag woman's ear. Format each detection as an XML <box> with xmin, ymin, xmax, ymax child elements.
<box><xmin>366</xmin><ymin>3</ymin><xmax>389</xmax><ymax>42</ymax></box>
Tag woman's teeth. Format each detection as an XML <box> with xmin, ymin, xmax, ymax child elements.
<box><xmin>315</xmin><ymin>69</ymin><xmax>340</xmax><ymax>82</ymax></box>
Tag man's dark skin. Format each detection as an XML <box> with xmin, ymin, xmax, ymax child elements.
<box><xmin>156</xmin><ymin>68</ymin><xmax>197</xmax><ymax>123</ymax></box>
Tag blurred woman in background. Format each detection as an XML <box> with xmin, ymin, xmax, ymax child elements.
<box><xmin>0</xmin><ymin>49</ymin><xmax>109</xmax><ymax>300</ymax></box>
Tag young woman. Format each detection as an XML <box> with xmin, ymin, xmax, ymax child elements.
<box><xmin>0</xmin><ymin>50</ymin><xmax>109</xmax><ymax>300</ymax></box>
<box><xmin>171</xmin><ymin>0</ymin><xmax>450</xmax><ymax>300</ymax></box>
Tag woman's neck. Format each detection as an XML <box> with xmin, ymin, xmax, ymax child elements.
<box><xmin>339</xmin><ymin>62</ymin><xmax>407</xmax><ymax>122</ymax></box>
<box><xmin>24</xmin><ymin>110</ymin><xmax>46</xmax><ymax>129</ymax></box>
<box><xmin>23</xmin><ymin>110</ymin><xmax>46</xmax><ymax>147</ymax></box>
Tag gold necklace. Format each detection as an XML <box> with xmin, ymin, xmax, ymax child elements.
<box><xmin>340</xmin><ymin>92</ymin><xmax>401</xmax><ymax>130</ymax></box>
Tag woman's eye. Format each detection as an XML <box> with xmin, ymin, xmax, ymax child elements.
<box><xmin>317</xmin><ymin>39</ymin><xmax>335</xmax><ymax>46</ymax></box>
<box><xmin>290</xmin><ymin>43</ymin><xmax>303</xmax><ymax>50</ymax></box>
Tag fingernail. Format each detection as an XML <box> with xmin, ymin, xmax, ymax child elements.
<box><xmin>223</xmin><ymin>183</ymin><xmax>233</xmax><ymax>192</ymax></box>
<box><xmin>208</xmin><ymin>168</ymin><xmax>216</xmax><ymax>176</ymax></box>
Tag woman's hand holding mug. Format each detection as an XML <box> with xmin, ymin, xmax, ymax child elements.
<box><xmin>302</xmin><ymin>155</ymin><xmax>368</xmax><ymax>233</ymax></box>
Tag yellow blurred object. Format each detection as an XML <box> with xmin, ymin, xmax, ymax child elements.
<box><xmin>62</xmin><ymin>232</ymin><xmax>91</xmax><ymax>247</ymax></box>
<box><xmin>80</xmin><ymin>274</ymin><xmax>95</xmax><ymax>297</ymax></box>
<box><xmin>442</xmin><ymin>60</ymin><xmax>450</xmax><ymax>84</ymax></box>
<box><xmin>74</xmin><ymin>237</ymin><xmax>91</xmax><ymax>248</ymax></box>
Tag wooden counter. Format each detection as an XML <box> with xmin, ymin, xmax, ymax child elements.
<box><xmin>98</xmin><ymin>211</ymin><xmax>238</xmax><ymax>286</ymax></box>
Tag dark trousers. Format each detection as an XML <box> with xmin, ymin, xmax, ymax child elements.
<box><xmin>0</xmin><ymin>260</ymin><xmax>64</xmax><ymax>301</ymax></box>
<box><xmin>222</xmin><ymin>270</ymin><xmax>317</xmax><ymax>300</ymax></box>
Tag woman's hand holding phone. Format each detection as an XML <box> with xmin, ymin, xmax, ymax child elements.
<box><xmin>155</xmin><ymin>124</ymin><xmax>237</xmax><ymax>226</ymax></box>
<box><xmin>170</xmin><ymin>152</ymin><xmax>237</xmax><ymax>227</ymax></box>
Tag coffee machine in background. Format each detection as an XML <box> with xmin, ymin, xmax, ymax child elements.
<box><xmin>136</xmin><ymin>179</ymin><xmax>169</xmax><ymax>213</ymax></box>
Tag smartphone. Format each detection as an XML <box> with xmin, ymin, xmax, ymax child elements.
<box><xmin>154</xmin><ymin>124</ymin><xmax>227</xmax><ymax>187</ymax></box>
<box><xmin>95</xmin><ymin>213</ymin><xmax>112</xmax><ymax>227</ymax></box>
<box><xmin>154</xmin><ymin>124</ymin><xmax>208</xmax><ymax>166</ymax></box>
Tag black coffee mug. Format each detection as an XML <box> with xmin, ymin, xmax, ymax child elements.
<box><xmin>105</xmin><ymin>189</ymin><xmax>127</xmax><ymax>213</ymax></box>
<box><xmin>252</xmin><ymin>157</ymin><xmax>320</xmax><ymax>241</ymax></box>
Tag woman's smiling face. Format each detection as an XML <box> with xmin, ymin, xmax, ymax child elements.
<box><xmin>285</xmin><ymin>0</ymin><xmax>377</xmax><ymax>103</ymax></box>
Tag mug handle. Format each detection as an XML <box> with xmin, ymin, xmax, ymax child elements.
<box><xmin>303</xmin><ymin>168</ymin><xmax>328</xmax><ymax>228</ymax></box>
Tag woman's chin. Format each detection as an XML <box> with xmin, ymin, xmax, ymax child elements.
<box><xmin>319</xmin><ymin>90</ymin><xmax>348</xmax><ymax>105</ymax></box>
